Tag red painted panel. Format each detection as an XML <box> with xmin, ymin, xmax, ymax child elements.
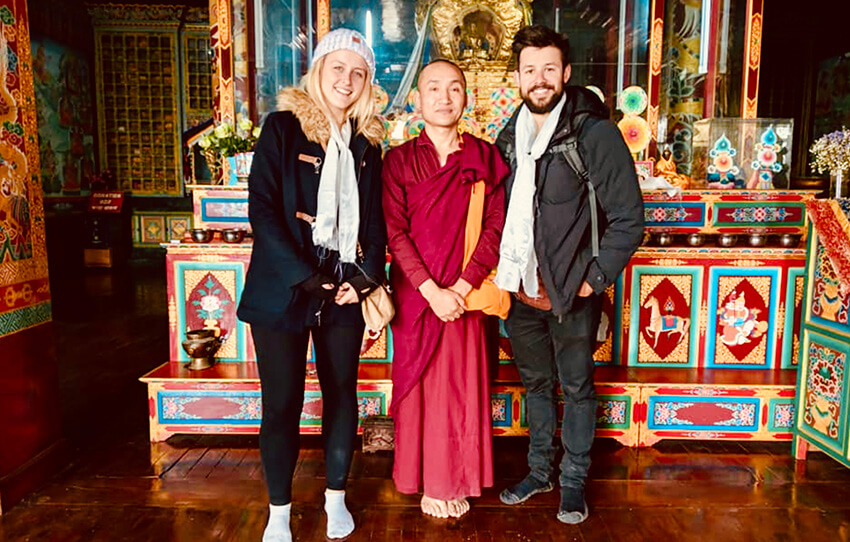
<box><xmin>181</xmin><ymin>397</ymin><xmax>243</xmax><ymax>419</ymax></box>
<box><xmin>672</xmin><ymin>403</ymin><xmax>737</xmax><ymax>426</ymax></box>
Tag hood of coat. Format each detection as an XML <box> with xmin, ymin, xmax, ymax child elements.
<box><xmin>276</xmin><ymin>87</ymin><xmax>384</xmax><ymax>149</ymax></box>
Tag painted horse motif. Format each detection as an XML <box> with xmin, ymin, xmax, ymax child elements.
<box><xmin>643</xmin><ymin>295</ymin><xmax>690</xmax><ymax>349</ymax></box>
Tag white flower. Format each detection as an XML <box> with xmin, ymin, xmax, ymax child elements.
<box><xmin>238</xmin><ymin>118</ymin><xmax>254</xmax><ymax>133</ymax></box>
<box><xmin>200</xmin><ymin>295</ymin><xmax>222</xmax><ymax>313</ymax></box>
<box><xmin>198</xmin><ymin>135</ymin><xmax>214</xmax><ymax>149</ymax></box>
<box><xmin>214</xmin><ymin>123</ymin><xmax>233</xmax><ymax>138</ymax></box>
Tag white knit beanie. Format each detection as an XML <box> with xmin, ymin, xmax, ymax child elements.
<box><xmin>312</xmin><ymin>28</ymin><xmax>375</xmax><ymax>77</ymax></box>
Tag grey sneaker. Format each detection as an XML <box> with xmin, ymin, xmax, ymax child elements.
<box><xmin>499</xmin><ymin>474</ymin><xmax>555</xmax><ymax>505</ymax></box>
<box><xmin>557</xmin><ymin>486</ymin><xmax>588</xmax><ymax>524</ymax></box>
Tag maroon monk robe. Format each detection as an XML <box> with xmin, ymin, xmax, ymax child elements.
<box><xmin>382</xmin><ymin>130</ymin><xmax>508</xmax><ymax>499</ymax></box>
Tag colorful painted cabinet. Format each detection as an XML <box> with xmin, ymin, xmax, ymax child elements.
<box><xmin>794</xmin><ymin>201</ymin><xmax>850</xmax><ymax>467</ymax></box>
<box><xmin>142</xmin><ymin>189</ymin><xmax>814</xmax><ymax>446</ymax></box>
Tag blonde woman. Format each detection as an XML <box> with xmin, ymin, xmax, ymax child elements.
<box><xmin>237</xmin><ymin>29</ymin><xmax>386</xmax><ymax>542</ymax></box>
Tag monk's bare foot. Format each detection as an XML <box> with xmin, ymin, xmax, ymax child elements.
<box><xmin>447</xmin><ymin>498</ymin><xmax>470</xmax><ymax>518</ymax></box>
<box><xmin>420</xmin><ymin>495</ymin><xmax>450</xmax><ymax>518</ymax></box>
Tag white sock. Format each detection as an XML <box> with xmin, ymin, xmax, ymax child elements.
<box><xmin>324</xmin><ymin>489</ymin><xmax>355</xmax><ymax>539</ymax></box>
<box><xmin>263</xmin><ymin>503</ymin><xmax>292</xmax><ymax>542</ymax></box>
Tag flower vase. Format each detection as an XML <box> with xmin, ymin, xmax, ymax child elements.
<box><xmin>226</xmin><ymin>152</ymin><xmax>254</xmax><ymax>185</ymax></box>
<box><xmin>834</xmin><ymin>170</ymin><xmax>847</xmax><ymax>199</ymax></box>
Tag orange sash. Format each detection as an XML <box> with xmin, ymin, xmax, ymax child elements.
<box><xmin>463</xmin><ymin>181</ymin><xmax>511</xmax><ymax>319</ymax></box>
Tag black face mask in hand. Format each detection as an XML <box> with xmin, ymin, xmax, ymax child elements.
<box><xmin>299</xmin><ymin>274</ymin><xmax>339</xmax><ymax>301</ymax></box>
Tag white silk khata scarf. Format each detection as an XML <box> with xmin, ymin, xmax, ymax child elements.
<box><xmin>494</xmin><ymin>93</ymin><xmax>566</xmax><ymax>297</ymax></box>
<box><xmin>312</xmin><ymin>119</ymin><xmax>360</xmax><ymax>263</ymax></box>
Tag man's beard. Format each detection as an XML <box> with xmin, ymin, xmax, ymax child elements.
<box><xmin>522</xmin><ymin>85</ymin><xmax>563</xmax><ymax>114</ymax></box>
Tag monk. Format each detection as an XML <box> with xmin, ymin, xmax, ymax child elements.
<box><xmin>382</xmin><ymin>59</ymin><xmax>508</xmax><ymax>519</ymax></box>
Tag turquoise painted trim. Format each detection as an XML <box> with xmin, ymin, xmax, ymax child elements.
<box><xmin>804</xmin><ymin>235</ymin><xmax>850</xmax><ymax>339</ymax></box>
<box><xmin>200</xmin><ymin>197</ymin><xmax>250</xmax><ymax>224</ymax></box>
<box><xmin>794</xmin><ymin>328</ymin><xmax>850</xmax><ymax>460</ymax></box>
<box><xmin>782</xmin><ymin>267</ymin><xmax>805</xmax><ymax>368</ymax></box>
<box><xmin>597</xmin><ymin>394</ymin><xmax>631</xmax><ymax>430</ymax></box>
<box><xmin>174</xmin><ymin>260</ymin><xmax>248</xmax><ymax>362</ymax></box>
<box><xmin>647</xmin><ymin>396</ymin><xmax>760</xmax><ymax>431</ymax></box>
<box><xmin>628</xmin><ymin>265</ymin><xmax>703</xmax><ymax>367</ymax></box>
<box><xmin>705</xmin><ymin>266</ymin><xmax>780</xmax><ymax>369</ymax></box>
<box><xmin>0</xmin><ymin>302</ymin><xmax>52</xmax><ymax>337</ymax></box>
<box><xmin>767</xmin><ymin>398</ymin><xmax>795</xmax><ymax>432</ymax></box>
<box><xmin>491</xmin><ymin>392</ymin><xmax>512</xmax><ymax>428</ymax></box>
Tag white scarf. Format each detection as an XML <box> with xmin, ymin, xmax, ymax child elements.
<box><xmin>494</xmin><ymin>93</ymin><xmax>566</xmax><ymax>297</ymax></box>
<box><xmin>312</xmin><ymin>119</ymin><xmax>359</xmax><ymax>263</ymax></box>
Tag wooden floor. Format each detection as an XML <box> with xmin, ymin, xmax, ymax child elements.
<box><xmin>2</xmin><ymin>264</ymin><xmax>850</xmax><ymax>541</ymax></box>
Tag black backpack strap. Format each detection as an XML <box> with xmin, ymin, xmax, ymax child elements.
<box><xmin>551</xmin><ymin>135</ymin><xmax>599</xmax><ymax>259</ymax></box>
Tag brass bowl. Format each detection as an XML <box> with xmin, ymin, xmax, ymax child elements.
<box><xmin>656</xmin><ymin>232</ymin><xmax>674</xmax><ymax>246</ymax></box>
<box><xmin>186</xmin><ymin>328</ymin><xmax>217</xmax><ymax>340</ymax></box>
<box><xmin>221</xmin><ymin>228</ymin><xmax>246</xmax><ymax>243</ymax></box>
<box><xmin>190</xmin><ymin>228</ymin><xmax>213</xmax><ymax>243</ymax></box>
<box><xmin>748</xmin><ymin>233</ymin><xmax>767</xmax><ymax>247</ymax></box>
<box><xmin>686</xmin><ymin>233</ymin><xmax>705</xmax><ymax>247</ymax></box>
<box><xmin>181</xmin><ymin>335</ymin><xmax>222</xmax><ymax>370</ymax></box>
<box><xmin>778</xmin><ymin>233</ymin><xmax>800</xmax><ymax>248</ymax></box>
<box><xmin>717</xmin><ymin>234</ymin><xmax>738</xmax><ymax>248</ymax></box>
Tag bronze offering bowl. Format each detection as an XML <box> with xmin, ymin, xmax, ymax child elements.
<box><xmin>181</xmin><ymin>331</ymin><xmax>224</xmax><ymax>370</ymax></box>
<box><xmin>190</xmin><ymin>228</ymin><xmax>214</xmax><ymax>243</ymax></box>
<box><xmin>655</xmin><ymin>232</ymin><xmax>674</xmax><ymax>247</ymax></box>
<box><xmin>686</xmin><ymin>233</ymin><xmax>705</xmax><ymax>247</ymax></box>
<box><xmin>747</xmin><ymin>233</ymin><xmax>767</xmax><ymax>247</ymax></box>
<box><xmin>778</xmin><ymin>233</ymin><xmax>800</xmax><ymax>248</ymax></box>
<box><xmin>221</xmin><ymin>228</ymin><xmax>246</xmax><ymax>243</ymax></box>
<box><xmin>186</xmin><ymin>328</ymin><xmax>217</xmax><ymax>340</ymax></box>
<box><xmin>717</xmin><ymin>234</ymin><xmax>738</xmax><ymax>247</ymax></box>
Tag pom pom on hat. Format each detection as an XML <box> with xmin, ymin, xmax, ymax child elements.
<box><xmin>312</xmin><ymin>29</ymin><xmax>375</xmax><ymax>77</ymax></box>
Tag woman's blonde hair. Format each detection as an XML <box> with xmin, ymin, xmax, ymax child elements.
<box><xmin>302</xmin><ymin>56</ymin><xmax>383</xmax><ymax>143</ymax></box>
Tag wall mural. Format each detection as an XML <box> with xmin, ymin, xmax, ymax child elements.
<box><xmin>0</xmin><ymin>0</ymin><xmax>51</xmax><ymax>338</ymax></box>
<box><xmin>30</xmin><ymin>37</ymin><xmax>96</xmax><ymax>196</ymax></box>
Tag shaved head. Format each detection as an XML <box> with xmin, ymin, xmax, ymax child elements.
<box><xmin>416</xmin><ymin>59</ymin><xmax>467</xmax><ymax>91</ymax></box>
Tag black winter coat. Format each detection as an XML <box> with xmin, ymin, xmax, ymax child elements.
<box><xmin>495</xmin><ymin>86</ymin><xmax>644</xmax><ymax>317</ymax></box>
<box><xmin>237</xmin><ymin>89</ymin><xmax>387</xmax><ymax>330</ymax></box>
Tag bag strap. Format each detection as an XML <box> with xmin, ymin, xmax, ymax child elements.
<box><xmin>463</xmin><ymin>180</ymin><xmax>486</xmax><ymax>270</ymax></box>
<box><xmin>553</xmin><ymin>135</ymin><xmax>599</xmax><ymax>259</ymax></box>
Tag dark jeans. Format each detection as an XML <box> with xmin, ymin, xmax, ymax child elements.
<box><xmin>505</xmin><ymin>294</ymin><xmax>602</xmax><ymax>489</ymax></box>
<box><xmin>252</xmin><ymin>324</ymin><xmax>363</xmax><ymax>505</ymax></box>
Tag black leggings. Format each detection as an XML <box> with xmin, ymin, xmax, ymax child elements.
<box><xmin>252</xmin><ymin>324</ymin><xmax>363</xmax><ymax>505</ymax></box>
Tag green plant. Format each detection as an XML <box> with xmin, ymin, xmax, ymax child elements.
<box><xmin>197</xmin><ymin>119</ymin><xmax>261</xmax><ymax>181</ymax></box>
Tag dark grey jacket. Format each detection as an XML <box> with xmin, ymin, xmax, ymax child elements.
<box><xmin>495</xmin><ymin>86</ymin><xmax>644</xmax><ymax>317</ymax></box>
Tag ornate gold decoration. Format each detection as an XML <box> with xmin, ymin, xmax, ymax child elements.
<box><xmin>747</xmin><ymin>13</ymin><xmax>762</xmax><ymax>71</ymax></box>
<box><xmin>776</xmin><ymin>302</ymin><xmax>785</xmax><ymax>339</ymax></box>
<box><xmin>317</xmin><ymin>0</ymin><xmax>330</xmax><ymax>39</ymax></box>
<box><xmin>422</xmin><ymin>0</ymin><xmax>530</xmax><ymax>64</ymax></box>
<box><xmin>87</xmin><ymin>4</ymin><xmax>184</xmax><ymax>26</ymax></box>
<box><xmin>0</xmin><ymin>1</ymin><xmax>51</xmax><ymax>336</ymax></box>
<box><xmin>361</xmin><ymin>329</ymin><xmax>388</xmax><ymax>359</ymax></box>
<box><xmin>729</xmin><ymin>260</ymin><xmax>764</xmax><ymax>267</ymax></box>
<box><xmin>795</xmin><ymin>275</ymin><xmax>805</xmax><ymax>307</ymax></box>
<box><xmin>699</xmin><ymin>300</ymin><xmax>708</xmax><ymax>336</ymax></box>
<box><xmin>650</xmin><ymin>259</ymin><xmax>685</xmax><ymax>266</ymax></box>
